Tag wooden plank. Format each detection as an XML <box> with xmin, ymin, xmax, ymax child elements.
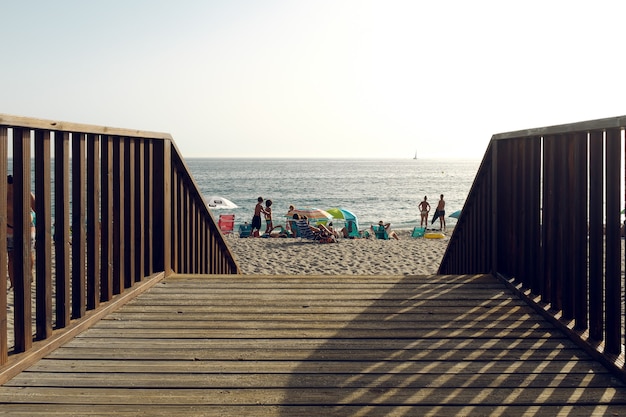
<box><xmin>27</xmin><ymin>358</ymin><xmax>608</xmax><ymax>375</ymax></box>
<box><xmin>1</xmin><ymin>404</ymin><xmax>624</xmax><ymax>417</ymax></box>
<box><xmin>0</xmin><ymin>405</ymin><xmax>624</xmax><ymax>417</ymax></box>
<box><xmin>60</xmin><ymin>336</ymin><xmax>576</xmax><ymax>351</ymax></box>
<box><xmin>8</xmin><ymin>371</ymin><xmax>616</xmax><ymax>389</ymax></box>
<box><xmin>47</xmin><ymin>345</ymin><xmax>587</xmax><ymax>362</ymax></box>
<box><xmin>1</xmin><ymin>386</ymin><xmax>626</xmax><ymax>406</ymax></box>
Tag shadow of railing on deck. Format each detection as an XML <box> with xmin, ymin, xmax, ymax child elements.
<box><xmin>439</xmin><ymin>115</ymin><xmax>626</xmax><ymax>379</ymax></box>
<box><xmin>0</xmin><ymin>114</ymin><xmax>239</xmax><ymax>375</ymax></box>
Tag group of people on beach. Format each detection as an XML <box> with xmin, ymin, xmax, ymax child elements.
<box><xmin>418</xmin><ymin>194</ymin><xmax>446</xmax><ymax>231</ymax></box>
<box><xmin>248</xmin><ymin>193</ymin><xmax>446</xmax><ymax>241</ymax></box>
<box><xmin>250</xmin><ymin>197</ymin><xmax>339</xmax><ymax>241</ymax></box>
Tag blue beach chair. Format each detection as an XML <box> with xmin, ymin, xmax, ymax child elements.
<box><xmin>411</xmin><ymin>226</ymin><xmax>425</xmax><ymax>238</ymax></box>
<box><xmin>238</xmin><ymin>223</ymin><xmax>252</xmax><ymax>238</ymax></box>
<box><xmin>344</xmin><ymin>220</ymin><xmax>361</xmax><ymax>238</ymax></box>
<box><xmin>373</xmin><ymin>224</ymin><xmax>389</xmax><ymax>240</ymax></box>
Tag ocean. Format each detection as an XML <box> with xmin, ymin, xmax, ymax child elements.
<box><xmin>187</xmin><ymin>158</ymin><xmax>481</xmax><ymax>230</ymax></box>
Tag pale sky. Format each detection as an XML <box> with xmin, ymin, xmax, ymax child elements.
<box><xmin>1</xmin><ymin>1</ymin><xmax>625</xmax><ymax>159</ymax></box>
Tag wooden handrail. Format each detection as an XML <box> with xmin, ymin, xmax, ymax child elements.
<box><xmin>439</xmin><ymin>115</ymin><xmax>626</xmax><ymax>379</ymax></box>
<box><xmin>0</xmin><ymin>114</ymin><xmax>239</xmax><ymax>373</ymax></box>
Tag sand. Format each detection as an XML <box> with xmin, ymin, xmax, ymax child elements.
<box><xmin>225</xmin><ymin>229</ymin><xmax>450</xmax><ymax>275</ymax></box>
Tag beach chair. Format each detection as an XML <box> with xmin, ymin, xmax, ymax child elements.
<box><xmin>373</xmin><ymin>225</ymin><xmax>389</xmax><ymax>240</ymax></box>
<box><xmin>344</xmin><ymin>220</ymin><xmax>361</xmax><ymax>238</ymax></box>
<box><xmin>238</xmin><ymin>222</ymin><xmax>252</xmax><ymax>238</ymax></box>
<box><xmin>295</xmin><ymin>219</ymin><xmax>321</xmax><ymax>241</ymax></box>
<box><xmin>218</xmin><ymin>214</ymin><xmax>235</xmax><ymax>234</ymax></box>
<box><xmin>288</xmin><ymin>219</ymin><xmax>300</xmax><ymax>237</ymax></box>
<box><xmin>411</xmin><ymin>226</ymin><xmax>425</xmax><ymax>238</ymax></box>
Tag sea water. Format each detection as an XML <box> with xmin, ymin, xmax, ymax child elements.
<box><xmin>187</xmin><ymin>158</ymin><xmax>481</xmax><ymax>230</ymax></box>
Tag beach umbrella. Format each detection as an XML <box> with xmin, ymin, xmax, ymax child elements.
<box><xmin>292</xmin><ymin>208</ymin><xmax>333</xmax><ymax>225</ymax></box>
<box><xmin>326</xmin><ymin>207</ymin><xmax>358</xmax><ymax>222</ymax></box>
<box><xmin>449</xmin><ymin>210</ymin><xmax>461</xmax><ymax>219</ymax></box>
<box><xmin>207</xmin><ymin>195</ymin><xmax>238</xmax><ymax>209</ymax></box>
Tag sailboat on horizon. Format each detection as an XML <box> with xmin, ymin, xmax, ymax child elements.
<box><xmin>413</xmin><ymin>150</ymin><xmax>417</xmax><ymax>160</ymax></box>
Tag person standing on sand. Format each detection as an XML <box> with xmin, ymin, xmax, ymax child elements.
<box><xmin>264</xmin><ymin>199</ymin><xmax>273</xmax><ymax>234</ymax></box>
<box><xmin>418</xmin><ymin>196</ymin><xmax>430</xmax><ymax>227</ymax></box>
<box><xmin>435</xmin><ymin>194</ymin><xmax>446</xmax><ymax>231</ymax></box>
<box><xmin>251</xmin><ymin>196</ymin><xmax>266</xmax><ymax>238</ymax></box>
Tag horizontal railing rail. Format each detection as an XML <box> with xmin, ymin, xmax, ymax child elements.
<box><xmin>0</xmin><ymin>113</ymin><xmax>239</xmax><ymax>379</ymax></box>
<box><xmin>439</xmin><ymin>115</ymin><xmax>626</xmax><ymax>379</ymax></box>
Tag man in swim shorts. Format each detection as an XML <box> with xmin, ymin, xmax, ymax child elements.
<box><xmin>418</xmin><ymin>196</ymin><xmax>430</xmax><ymax>227</ymax></box>
<box><xmin>251</xmin><ymin>196</ymin><xmax>265</xmax><ymax>238</ymax></box>
<box><xmin>435</xmin><ymin>194</ymin><xmax>446</xmax><ymax>231</ymax></box>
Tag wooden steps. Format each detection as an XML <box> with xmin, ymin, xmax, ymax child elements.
<box><xmin>1</xmin><ymin>274</ymin><xmax>626</xmax><ymax>416</ymax></box>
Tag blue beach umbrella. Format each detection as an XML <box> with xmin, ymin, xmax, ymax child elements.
<box><xmin>326</xmin><ymin>207</ymin><xmax>358</xmax><ymax>223</ymax></box>
<box><xmin>326</xmin><ymin>207</ymin><xmax>360</xmax><ymax>232</ymax></box>
<box><xmin>449</xmin><ymin>210</ymin><xmax>462</xmax><ymax>219</ymax></box>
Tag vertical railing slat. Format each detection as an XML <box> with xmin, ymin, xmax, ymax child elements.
<box><xmin>135</xmin><ymin>140</ymin><xmax>145</xmax><ymax>282</ymax></box>
<box><xmin>0</xmin><ymin>127</ymin><xmax>8</xmax><ymax>364</ymax></box>
<box><xmin>605</xmin><ymin>128</ymin><xmax>621</xmax><ymax>354</ymax></box>
<box><xmin>12</xmin><ymin>128</ymin><xmax>33</xmax><ymax>352</ymax></box>
<box><xmin>34</xmin><ymin>130</ymin><xmax>53</xmax><ymax>340</ymax></box>
<box><xmin>100</xmin><ymin>135</ymin><xmax>113</xmax><ymax>302</ymax></box>
<box><xmin>144</xmin><ymin>141</ymin><xmax>154</xmax><ymax>275</ymax></box>
<box><xmin>71</xmin><ymin>133</ymin><xmax>87</xmax><ymax>319</ymax></box>
<box><xmin>588</xmin><ymin>130</ymin><xmax>604</xmax><ymax>341</ymax></box>
<box><xmin>87</xmin><ymin>134</ymin><xmax>100</xmax><ymax>310</ymax></box>
<box><xmin>124</xmin><ymin>139</ymin><xmax>135</xmax><ymax>287</ymax></box>
<box><xmin>54</xmin><ymin>131</ymin><xmax>71</xmax><ymax>328</ymax></box>
<box><xmin>112</xmin><ymin>136</ymin><xmax>124</xmax><ymax>294</ymax></box>
<box><xmin>573</xmin><ymin>132</ymin><xmax>588</xmax><ymax>330</ymax></box>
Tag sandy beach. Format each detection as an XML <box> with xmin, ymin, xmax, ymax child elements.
<box><xmin>225</xmin><ymin>229</ymin><xmax>450</xmax><ymax>275</ymax></box>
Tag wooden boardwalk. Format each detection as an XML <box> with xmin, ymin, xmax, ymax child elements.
<box><xmin>1</xmin><ymin>274</ymin><xmax>626</xmax><ymax>416</ymax></box>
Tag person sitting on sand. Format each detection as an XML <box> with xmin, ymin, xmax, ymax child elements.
<box><xmin>285</xmin><ymin>205</ymin><xmax>295</xmax><ymax>234</ymax></box>
<box><xmin>371</xmin><ymin>220</ymin><xmax>399</xmax><ymax>240</ymax></box>
<box><xmin>294</xmin><ymin>214</ymin><xmax>335</xmax><ymax>242</ymax></box>
<box><xmin>326</xmin><ymin>221</ymin><xmax>341</xmax><ymax>239</ymax></box>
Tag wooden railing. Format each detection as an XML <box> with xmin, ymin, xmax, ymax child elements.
<box><xmin>0</xmin><ymin>114</ymin><xmax>239</xmax><ymax>374</ymax></box>
<box><xmin>439</xmin><ymin>115</ymin><xmax>626</xmax><ymax>378</ymax></box>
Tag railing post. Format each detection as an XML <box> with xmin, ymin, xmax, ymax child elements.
<box><xmin>100</xmin><ymin>135</ymin><xmax>114</xmax><ymax>302</ymax></box>
<box><xmin>13</xmin><ymin>128</ymin><xmax>33</xmax><ymax>352</ymax></box>
<box><xmin>34</xmin><ymin>129</ymin><xmax>53</xmax><ymax>339</ymax></box>
<box><xmin>54</xmin><ymin>131</ymin><xmax>71</xmax><ymax>328</ymax></box>
<box><xmin>153</xmin><ymin>139</ymin><xmax>172</xmax><ymax>275</ymax></box>
<box><xmin>490</xmin><ymin>138</ymin><xmax>498</xmax><ymax>275</ymax></box>
<box><xmin>588</xmin><ymin>130</ymin><xmax>604</xmax><ymax>341</ymax></box>
<box><xmin>87</xmin><ymin>133</ymin><xmax>100</xmax><ymax>310</ymax></box>
<box><xmin>71</xmin><ymin>132</ymin><xmax>86</xmax><ymax>319</ymax></box>
<box><xmin>0</xmin><ymin>127</ymin><xmax>7</xmax><ymax>364</ymax></box>
<box><xmin>605</xmin><ymin>128</ymin><xmax>621</xmax><ymax>354</ymax></box>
